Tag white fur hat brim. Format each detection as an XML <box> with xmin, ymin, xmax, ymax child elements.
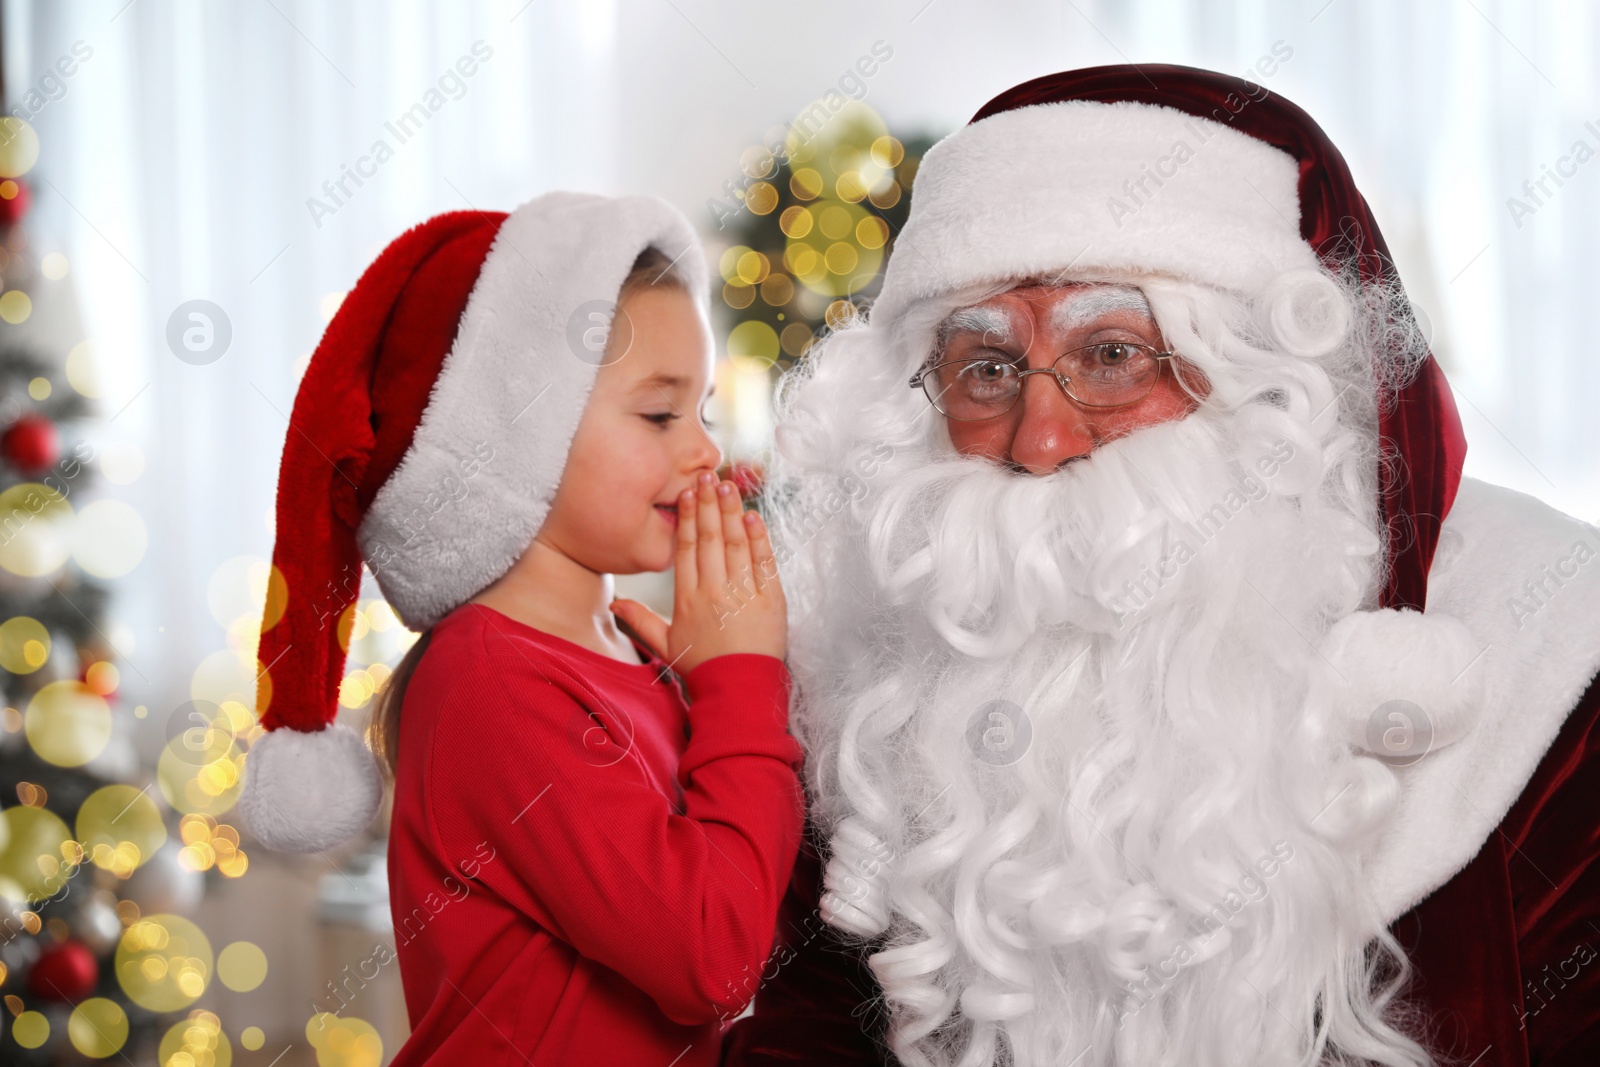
<box><xmin>873</xmin><ymin>99</ymin><xmax>1319</xmax><ymax>325</ymax></box>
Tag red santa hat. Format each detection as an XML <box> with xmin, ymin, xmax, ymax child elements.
<box><xmin>876</xmin><ymin>64</ymin><xmax>1467</xmax><ymax>615</ymax></box>
<box><xmin>239</xmin><ymin>191</ymin><xmax>707</xmax><ymax>853</ymax></box>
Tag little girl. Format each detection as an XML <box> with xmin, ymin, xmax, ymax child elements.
<box><xmin>241</xmin><ymin>193</ymin><xmax>802</xmax><ymax>1065</ymax></box>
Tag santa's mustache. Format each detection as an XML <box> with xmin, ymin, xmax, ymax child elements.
<box><xmin>863</xmin><ymin>405</ymin><xmax>1352</xmax><ymax>657</ymax></box>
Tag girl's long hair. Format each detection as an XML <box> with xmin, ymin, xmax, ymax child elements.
<box><xmin>365</xmin><ymin>242</ymin><xmax>694</xmax><ymax>780</ymax></box>
<box><xmin>367</xmin><ymin>628</ymin><xmax>434</xmax><ymax>781</ymax></box>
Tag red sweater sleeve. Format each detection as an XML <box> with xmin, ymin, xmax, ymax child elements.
<box><xmin>425</xmin><ymin>643</ymin><xmax>806</xmax><ymax>1027</ymax></box>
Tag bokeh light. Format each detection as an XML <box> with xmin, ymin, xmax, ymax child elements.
<box><xmin>0</xmin><ymin>804</ymin><xmax>73</xmax><ymax>902</ymax></box>
<box><xmin>98</xmin><ymin>440</ymin><xmax>145</xmax><ymax>485</ymax></box>
<box><xmin>176</xmin><ymin>814</ymin><xmax>249</xmax><ymax>878</ymax></box>
<box><xmin>85</xmin><ymin>659</ymin><xmax>120</xmax><ymax>695</ymax></box>
<box><xmin>306</xmin><ymin>1012</ymin><xmax>383</xmax><ymax>1067</ymax></box>
<box><xmin>0</xmin><ymin>290</ymin><xmax>32</xmax><ymax>324</ymax></box>
<box><xmin>158</xmin><ymin>1009</ymin><xmax>231</xmax><ymax>1067</ymax></box>
<box><xmin>77</xmin><ymin>783</ymin><xmax>166</xmax><ymax>875</ymax></box>
<box><xmin>157</xmin><ymin>696</ymin><xmax>255</xmax><ymax>818</ymax></box>
<box><xmin>206</xmin><ymin>555</ymin><xmax>287</xmax><ymax>632</ymax></box>
<box><xmin>67</xmin><ymin>997</ymin><xmax>129</xmax><ymax>1058</ymax></box>
<box><xmin>25</xmin><ymin>680</ymin><xmax>112</xmax><ymax>767</ymax></box>
<box><xmin>65</xmin><ymin>339</ymin><xmax>101</xmax><ymax>396</ymax></box>
<box><xmin>727</xmin><ymin>321</ymin><xmax>780</xmax><ymax>369</ymax></box>
<box><xmin>217</xmin><ymin>940</ymin><xmax>268</xmax><ymax>991</ymax></box>
<box><xmin>0</xmin><ymin>615</ymin><xmax>50</xmax><ymax>674</ymax></box>
<box><xmin>116</xmin><ymin>913</ymin><xmax>213</xmax><ymax>1012</ymax></box>
<box><xmin>12</xmin><ymin>1009</ymin><xmax>49</xmax><ymax>1048</ymax></box>
<box><xmin>0</xmin><ymin>118</ymin><xmax>40</xmax><ymax>176</ymax></box>
<box><xmin>158</xmin><ymin>740</ymin><xmax>246</xmax><ymax>817</ymax></box>
<box><xmin>71</xmin><ymin>499</ymin><xmax>148</xmax><ymax>578</ymax></box>
<box><xmin>190</xmin><ymin>648</ymin><xmax>260</xmax><ymax>708</ymax></box>
<box><xmin>0</xmin><ymin>481</ymin><xmax>72</xmax><ymax>577</ymax></box>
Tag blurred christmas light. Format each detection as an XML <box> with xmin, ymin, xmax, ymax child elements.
<box><xmin>63</xmin><ymin>339</ymin><xmax>100</xmax><ymax>397</ymax></box>
<box><xmin>115</xmin><ymin>914</ymin><xmax>212</xmax><ymax>1012</ymax></box>
<box><xmin>0</xmin><ymin>290</ymin><xmax>32</xmax><ymax>324</ymax></box>
<box><xmin>158</xmin><ymin>1008</ymin><xmax>231</xmax><ymax>1067</ymax></box>
<box><xmin>77</xmin><ymin>784</ymin><xmax>165</xmax><ymax>874</ymax></box>
<box><xmin>0</xmin><ymin>803</ymin><xmax>72</xmax><ymax>902</ymax></box>
<box><xmin>307</xmin><ymin>1012</ymin><xmax>383</xmax><ymax>1067</ymax></box>
<box><xmin>67</xmin><ymin>996</ymin><xmax>129</xmax><ymax>1057</ymax></box>
<box><xmin>24</xmin><ymin>679</ymin><xmax>111</xmax><ymax>766</ymax></box>
<box><xmin>0</xmin><ymin>118</ymin><xmax>40</xmax><ymax>176</ymax></box>
<box><xmin>0</xmin><ymin>616</ymin><xmax>49</xmax><ymax>673</ymax></box>
<box><xmin>217</xmin><ymin>940</ymin><xmax>267</xmax><ymax>992</ymax></box>
<box><xmin>12</xmin><ymin>1008</ymin><xmax>48</xmax><ymax>1048</ymax></box>
<box><xmin>70</xmin><ymin>499</ymin><xmax>148</xmax><ymax>578</ymax></box>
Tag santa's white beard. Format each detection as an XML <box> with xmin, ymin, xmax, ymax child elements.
<box><xmin>780</xmin><ymin>401</ymin><xmax>1428</xmax><ymax>1067</ymax></box>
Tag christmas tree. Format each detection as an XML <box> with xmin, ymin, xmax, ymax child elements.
<box><xmin>0</xmin><ymin>110</ymin><xmax>237</xmax><ymax>1063</ymax></box>
<box><xmin>709</xmin><ymin>99</ymin><xmax>936</xmax><ymax>501</ymax></box>
<box><xmin>713</xmin><ymin>100</ymin><xmax>934</xmax><ymax>364</ymax></box>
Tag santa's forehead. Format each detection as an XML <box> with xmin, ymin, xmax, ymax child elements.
<box><xmin>938</xmin><ymin>283</ymin><xmax>1152</xmax><ymax>337</ymax></box>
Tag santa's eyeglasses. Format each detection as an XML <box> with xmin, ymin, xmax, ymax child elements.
<box><xmin>910</xmin><ymin>342</ymin><xmax>1176</xmax><ymax>421</ymax></box>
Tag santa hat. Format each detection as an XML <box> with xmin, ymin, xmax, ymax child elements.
<box><xmin>239</xmin><ymin>191</ymin><xmax>707</xmax><ymax>854</ymax></box>
<box><xmin>875</xmin><ymin>64</ymin><xmax>1467</xmax><ymax>614</ymax></box>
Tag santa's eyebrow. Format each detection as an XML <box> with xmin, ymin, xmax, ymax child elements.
<box><xmin>1049</xmin><ymin>286</ymin><xmax>1152</xmax><ymax>333</ymax></box>
<box><xmin>936</xmin><ymin>305</ymin><xmax>1014</xmax><ymax>347</ymax></box>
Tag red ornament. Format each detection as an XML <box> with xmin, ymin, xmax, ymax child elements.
<box><xmin>28</xmin><ymin>940</ymin><xmax>99</xmax><ymax>1002</ymax></box>
<box><xmin>0</xmin><ymin>179</ymin><xmax>28</xmax><ymax>227</ymax></box>
<box><xmin>1</xmin><ymin>414</ymin><xmax>59</xmax><ymax>474</ymax></box>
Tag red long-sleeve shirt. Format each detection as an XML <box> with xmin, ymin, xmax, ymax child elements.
<box><xmin>384</xmin><ymin>602</ymin><xmax>805</xmax><ymax>1066</ymax></box>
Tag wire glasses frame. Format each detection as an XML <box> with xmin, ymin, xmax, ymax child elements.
<box><xmin>909</xmin><ymin>342</ymin><xmax>1177</xmax><ymax>421</ymax></box>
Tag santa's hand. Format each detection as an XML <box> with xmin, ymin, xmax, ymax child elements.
<box><xmin>819</xmin><ymin>817</ymin><xmax>894</xmax><ymax>937</ymax></box>
<box><xmin>612</xmin><ymin>470</ymin><xmax>786</xmax><ymax>676</ymax></box>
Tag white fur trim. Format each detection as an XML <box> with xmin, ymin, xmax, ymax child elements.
<box><xmin>357</xmin><ymin>192</ymin><xmax>709</xmax><ymax>630</ymax></box>
<box><xmin>1311</xmin><ymin>608</ymin><xmax>1486</xmax><ymax>757</ymax></box>
<box><xmin>1362</xmin><ymin>477</ymin><xmax>1600</xmax><ymax>923</ymax></box>
<box><xmin>873</xmin><ymin>100</ymin><xmax>1320</xmax><ymax>324</ymax></box>
<box><xmin>239</xmin><ymin>723</ymin><xmax>385</xmax><ymax>853</ymax></box>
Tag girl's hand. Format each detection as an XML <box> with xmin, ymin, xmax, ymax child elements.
<box><xmin>610</xmin><ymin>470</ymin><xmax>787</xmax><ymax>675</ymax></box>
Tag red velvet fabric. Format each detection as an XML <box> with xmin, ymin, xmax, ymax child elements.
<box><xmin>973</xmin><ymin>64</ymin><xmax>1468</xmax><ymax>613</ymax></box>
<box><xmin>721</xmin><ymin>673</ymin><xmax>1600</xmax><ymax>1065</ymax></box>
<box><xmin>256</xmin><ymin>210</ymin><xmax>505</xmax><ymax>733</ymax></box>
<box><xmin>1393</xmin><ymin>669</ymin><xmax>1600</xmax><ymax>1066</ymax></box>
<box><xmin>359</xmin><ymin>219</ymin><xmax>504</xmax><ymax>514</ymax></box>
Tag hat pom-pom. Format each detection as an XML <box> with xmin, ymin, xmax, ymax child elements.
<box><xmin>239</xmin><ymin>723</ymin><xmax>385</xmax><ymax>853</ymax></box>
<box><xmin>1312</xmin><ymin>608</ymin><xmax>1486</xmax><ymax>761</ymax></box>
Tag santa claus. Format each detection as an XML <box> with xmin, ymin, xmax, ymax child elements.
<box><xmin>723</xmin><ymin>66</ymin><xmax>1600</xmax><ymax>1067</ymax></box>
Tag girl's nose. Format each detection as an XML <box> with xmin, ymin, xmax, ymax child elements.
<box><xmin>687</xmin><ymin>418</ymin><xmax>723</xmax><ymax>473</ymax></box>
